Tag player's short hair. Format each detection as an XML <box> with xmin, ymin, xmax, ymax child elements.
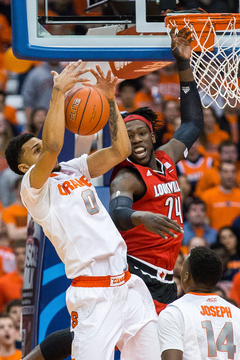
<box><xmin>188</xmin><ymin>246</ymin><xmax>222</xmax><ymax>289</ymax></box>
<box><xmin>122</xmin><ymin>107</ymin><xmax>159</xmax><ymax>133</ymax></box>
<box><xmin>186</xmin><ymin>197</ymin><xmax>206</xmax><ymax>213</ymax></box>
<box><xmin>5</xmin><ymin>133</ymin><xmax>35</xmax><ymax>175</ymax></box>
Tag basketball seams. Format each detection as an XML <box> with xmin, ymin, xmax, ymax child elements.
<box><xmin>85</xmin><ymin>88</ymin><xmax>103</xmax><ymax>135</ymax></box>
<box><xmin>65</xmin><ymin>87</ymin><xmax>83</xmax><ymax>130</ymax></box>
<box><xmin>77</xmin><ymin>88</ymin><xmax>92</xmax><ymax>134</ymax></box>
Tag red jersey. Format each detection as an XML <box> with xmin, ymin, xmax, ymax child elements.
<box><xmin>111</xmin><ymin>150</ymin><xmax>183</xmax><ymax>271</ymax></box>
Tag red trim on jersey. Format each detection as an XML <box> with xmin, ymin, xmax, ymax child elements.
<box><xmin>50</xmin><ymin>173</ymin><xmax>58</xmax><ymax>177</ymax></box>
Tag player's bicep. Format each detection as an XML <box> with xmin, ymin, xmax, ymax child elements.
<box><xmin>110</xmin><ymin>169</ymin><xmax>143</xmax><ymax>200</ymax></box>
<box><xmin>158</xmin><ymin>139</ymin><xmax>187</xmax><ymax>164</ymax></box>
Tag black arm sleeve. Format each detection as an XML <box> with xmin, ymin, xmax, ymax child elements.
<box><xmin>109</xmin><ymin>196</ymin><xmax>135</xmax><ymax>231</ymax></box>
<box><xmin>173</xmin><ymin>80</ymin><xmax>203</xmax><ymax>150</ymax></box>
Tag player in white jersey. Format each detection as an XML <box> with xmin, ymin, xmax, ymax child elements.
<box><xmin>5</xmin><ymin>61</ymin><xmax>160</xmax><ymax>360</ymax></box>
<box><xmin>158</xmin><ymin>246</ymin><xmax>240</xmax><ymax>360</ymax></box>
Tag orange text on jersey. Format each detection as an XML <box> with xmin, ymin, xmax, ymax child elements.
<box><xmin>200</xmin><ymin>305</ymin><xmax>232</xmax><ymax>318</ymax></box>
<box><xmin>58</xmin><ymin>176</ymin><xmax>91</xmax><ymax>195</ymax></box>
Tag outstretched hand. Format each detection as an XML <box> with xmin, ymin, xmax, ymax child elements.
<box><xmin>82</xmin><ymin>64</ymin><xmax>118</xmax><ymax>101</ymax></box>
<box><xmin>170</xmin><ymin>26</ymin><xmax>193</xmax><ymax>60</ymax></box>
<box><xmin>51</xmin><ymin>60</ymin><xmax>91</xmax><ymax>93</ymax></box>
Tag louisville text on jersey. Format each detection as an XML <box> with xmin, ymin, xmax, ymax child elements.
<box><xmin>154</xmin><ymin>180</ymin><xmax>180</xmax><ymax>197</ymax></box>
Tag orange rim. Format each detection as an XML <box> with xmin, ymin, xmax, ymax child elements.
<box><xmin>165</xmin><ymin>13</ymin><xmax>240</xmax><ymax>29</ymax></box>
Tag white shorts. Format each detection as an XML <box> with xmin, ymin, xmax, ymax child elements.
<box><xmin>66</xmin><ymin>274</ymin><xmax>160</xmax><ymax>360</ymax></box>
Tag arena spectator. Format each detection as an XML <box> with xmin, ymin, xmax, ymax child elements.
<box><xmin>212</xmin><ymin>226</ymin><xmax>240</xmax><ymax>282</ymax></box>
<box><xmin>229</xmin><ymin>272</ymin><xmax>240</xmax><ymax>308</ymax></box>
<box><xmin>117</xmin><ymin>79</ymin><xmax>138</xmax><ymax>113</ymax></box>
<box><xmin>0</xmin><ymin>314</ymin><xmax>21</xmax><ymax>360</ymax></box>
<box><xmin>6</xmin><ymin>299</ymin><xmax>22</xmax><ymax>349</ymax></box>
<box><xmin>195</xmin><ymin>140</ymin><xmax>240</xmax><ymax>197</ymax></box>
<box><xmin>0</xmin><ymin>91</ymin><xmax>22</xmax><ymax>136</ymax></box>
<box><xmin>161</xmin><ymin>100</ymin><xmax>180</xmax><ymax>144</ymax></box>
<box><xmin>188</xmin><ymin>236</ymin><xmax>207</xmax><ymax>252</ymax></box>
<box><xmin>0</xmin><ymin>113</ymin><xmax>14</xmax><ymax>177</ymax></box>
<box><xmin>182</xmin><ymin>197</ymin><xmax>217</xmax><ymax>246</ymax></box>
<box><xmin>21</xmin><ymin>61</ymin><xmax>64</xmax><ymax>129</ymax></box>
<box><xmin>0</xmin><ymin>168</ymin><xmax>20</xmax><ymax>207</ymax></box>
<box><xmin>201</xmin><ymin>161</ymin><xmax>240</xmax><ymax>230</ymax></box>
<box><xmin>173</xmin><ymin>251</ymin><xmax>184</xmax><ymax>277</ymax></box>
<box><xmin>0</xmin><ymin>12</ymin><xmax>11</xmax><ymax>92</ymax></box>
<box><xmin>219</xmin><ymin>104</ymin><xmax>240</xmax><ymax>144</ymax></box>
<box><xmin>157</xmin><ymin>63</ymin><xmax>180</xmax><ymax>101</ymax></box>
<box><xmin>1</xmin><ymin>178</ymin><xmax>28</xmax><ymax>241</ymax></box>
<box><xmin>0</xmin><ymin>229</ymin><xmax>16</xmax><ymax>277</ymax></box>
<box><xmin>0</xmin><ymin>239</ymin><xmax>25</xmax><ymax>312</ymax></box>
<box><xmin>177</xmin><ymin>139</ymin><xmax>213</xmax><ymax>192</ymax></box>
<box><xmin>178</xmin><ymin>174</ymin><xmax>192</xmax><ymax>220</ymax></box>
<box><xmin>134</xmin><ymin>71</ymin><xmax>162</xmax><ymax>121</ymax></box>
<box><xmin>199</xmin><ymin>106</ymin><xmax>230</xmax><ymax>159</ymax></box>
<box><xmin>28</xmin><ymin>107</ymin><xmax>47</xmax><ymax>137</ymax></box>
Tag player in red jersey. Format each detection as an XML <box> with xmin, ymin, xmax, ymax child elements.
<box><xmin>22</xmin><ymin>27</ymin><xmax>203</xmax><ymax>360</ymax></box>
<box><xmin>110</xmin><ymin>27</ymin><xmax>203</xmax><ymax>314</ymax></box>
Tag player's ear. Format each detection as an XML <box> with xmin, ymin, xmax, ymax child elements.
<box><xmin>151</xmin><ymin>132</ymin><xmax>156</xmax><ymax>144</ymax></box>
<box><xmin>18</xmin><ymin>163</ymin><xmax>30</xmax><ymax>174</ymax></box>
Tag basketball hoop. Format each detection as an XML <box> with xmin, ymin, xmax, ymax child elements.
<box><xmin>165</xmin><ymin>13</ymin><xmax>240</xmax><ymax>109</ymax></box>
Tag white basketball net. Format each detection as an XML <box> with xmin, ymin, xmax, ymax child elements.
<box><xmin>167</xmin><ymin>16</ymin><xmax>240</xmax><ymax>109</ymax></box>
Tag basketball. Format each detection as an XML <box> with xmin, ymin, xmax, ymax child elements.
<box><xmin>65</xmin><ymin>86</ymin><xmax>110</xmax><ymax>135</ymax></box>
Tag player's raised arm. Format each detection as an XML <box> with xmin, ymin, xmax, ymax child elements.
<box><xmin>158</xmin><ymin>27</ymin><xmax>203</xmax><ymax>164</ymax></box>
<box><xmin>18</xmin><ymin>60</ymin><xmax>90</xmax><ymax>189</ymax></box>
<box><xmin>83</xmin><ymin>65</ymin><xmax>131</xmax><ymax>178</ymax></box>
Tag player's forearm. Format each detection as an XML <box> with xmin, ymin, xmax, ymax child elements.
<box><xmin>42</xmin><ymin>86</ymin><xmax>65</xmax><ymax>154</ymax></box>
<box><xmin>108</xmin><ymin>98</ymin><xmax>131</xmax><ymax>160</ymax></box>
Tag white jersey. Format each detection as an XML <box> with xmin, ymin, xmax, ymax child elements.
<box><xmin>21</xmin><ymin>154</ymin><xmax>127</xmax><ymax>279</ymax></box>
<box><xmin>158</xmin><ymin>292</ymin><xmax>240</xmax><ymax>360</ymax></box>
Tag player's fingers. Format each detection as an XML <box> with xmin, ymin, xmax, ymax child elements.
<box><xmin>155</xmin><ymin>230</ymin><xmax>168</xmax><ymax>240</ymax></box>
<box><xmin>106</xmin><ymin>69</ymin><xmax>112</xmax><ymax>81</ymax></box>
<box><xmin>159</xmin><ymin>216</ymin><xmax>183</xmax><ymax>231</ymax></box>
<box><xmin>95</xmin><ymin>64</ymin><xmax>105</xmax><ymax>78</ymax></box>
<box><xmin>170</xmin><ymin>26</ymin><xmax>177</xmax><ymax>37</ymax></box>
<box><xmin>77</xmin><ymin>77</ymin><xmax>91</xmax><ymax>83</ymax></box>
<box><xmin>157</xmin><ymin>226</ymin><xmax>177</xmax><ymax>238</ymax></box>
<box><xmin>178</xmin><ymin>26</ymin><xmax>188</xmax><ymax>36</ymax></box>
<box><xmin>51</xmin><ymin>70</ymin><xmax>58</xmax><ymax>77</ymax></box>
<box><xmin>183</xmin><ymin>30</ymin><xmax>192</xmax><ymax>39</ymax></box>
<box><xmin>89</xmin><ymin>68</ymin><xmax>100</xmax><ymax>79</ymax></box>
<box><xmin>75</xmin><ymin>68</ymin><xmax>91</xmax><ymax>77</ymax></box>
<box><xmin>111</xmin><ymin>76</ymin><xmax>118</xmax><ymax>86</ymax></box>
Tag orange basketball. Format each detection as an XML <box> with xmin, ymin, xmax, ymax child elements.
<box><xmin>65</xmin><ymin>86</ymin><xmax>110</xmax><ymax>135</ymax></box>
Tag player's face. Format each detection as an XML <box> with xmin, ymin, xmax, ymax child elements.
<box><xmin>0</xmin><ymin>318</ymin><xmax>16</xmax><ymax>346</ymax></box>
<box><xmin>18</xmin><ymin>137</ymin><xmax>60</xmax><ymax>174</ymax></box>
<box><xmin>126</xmin><ymin>120</ymin><xmax>156</xmax><ymax>166</ymax></box>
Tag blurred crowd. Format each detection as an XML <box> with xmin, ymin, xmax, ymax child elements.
<box><xmin>0</xmin><ymin>0</ymin><xmax>238</xmax><ymax>358</ymax></box>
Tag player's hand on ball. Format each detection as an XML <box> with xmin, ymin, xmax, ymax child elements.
<box><xmin>82</xmin><ymin>64</ymin><xmax>118</xmax><ymax>101</ymax></box>
<box><xmin>51</xmin><ymin>60</ymin><xmax>91</xmax><ymax>93</ymax></box>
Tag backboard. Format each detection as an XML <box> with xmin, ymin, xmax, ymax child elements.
<box><xmin>11</xmin><ymin>0</ymin><xmax>175</xmax><ymax>61</ymax></box>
